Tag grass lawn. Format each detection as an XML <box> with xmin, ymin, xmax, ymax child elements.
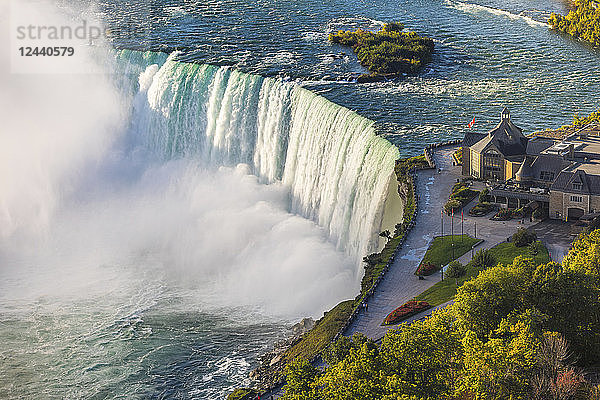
<box><xmin>362</xmin><ymin>235</ymin><xmax>402</xmax><ymax>294</ymax></box>
<box><xmin>417</xmin><ymin>234</ymin><xmax>480</xmax><ymax>275</ymax></box>
<box><xmin>487</xmin><ymin>240</ymin><xmax>550</xmax><ymax>266</ymax></box>
<box><xmin>284</xmin><ymin>299</ymin><xmax>355</xmax><ymax>363</ymax></box>
<box><xmin>416</xmin><ymin>240</ymin><xmax>550</xmax><ymax>306</ymax></box>
<box><xmin>227</xmin><ymin>388</ymin><xmax>258</xmax><ymax>400</ymax></box>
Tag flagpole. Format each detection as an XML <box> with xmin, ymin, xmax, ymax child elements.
<box><xmin>461</xmin><ymin>210</ymin><xmax>464</xmax><ymax>243</ymax></box>
<box><xmin>451</xmin><ymin>209</ymin><xmax>455</xmax><ymax>260</ymax></box>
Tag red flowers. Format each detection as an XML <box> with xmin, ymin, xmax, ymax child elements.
<box><xmin>416</xmin><ymin>262</ymin><xmax>437</xmax><ymax>276</ymax></box>
<box><xmin>383</xmin><ymin>300</ymin><xmax>431</xmax><ymax>325</ymax></box>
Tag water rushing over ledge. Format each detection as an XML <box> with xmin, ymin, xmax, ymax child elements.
<box><xmin>118</xmin><ymin>49</ymin><xmax>401</xmax><ymax>263</ymax></box>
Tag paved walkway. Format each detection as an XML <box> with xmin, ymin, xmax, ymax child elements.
<box><xmin>531</xmin><ymin>219</ymin><xmax>580</xmax><ymax>263</ymax></box>
<box><xmin>345</xmin><ymin>146</ymin><xmax>537</xmax><ymax>340</ymax></box>
<box><xmin>259</xmin><ymin>147</ymin><xmax>545</xmax><ymax>399</ymax></box>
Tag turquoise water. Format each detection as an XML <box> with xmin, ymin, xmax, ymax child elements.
<box><xmin>2</xmin><ymin>0</ymin><xmax>600</xmax><ymax>398</ymax></box>
<box><xmin>101</xmin><ymin>0</ymin><xmax>599</xmax><ymax>154</ymax></box>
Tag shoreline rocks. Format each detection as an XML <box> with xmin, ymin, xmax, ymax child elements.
<box><xmin>249</xmin><ymin>317</ymin><xmax>315</xmax><ymax>390</ymax></box>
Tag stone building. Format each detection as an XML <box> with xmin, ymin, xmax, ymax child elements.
<box><xmin>461</xmin><ymin>110</ymin><xmax>600</xmax><ymax>221</ymax></box>
<box><xmin>462</xmin><ymin>108</ymin><xmax>528</xmax><ymax>181</ymax></box>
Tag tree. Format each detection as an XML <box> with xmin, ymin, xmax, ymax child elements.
<box><xmin>322</xmin><ymin>334</ymin><xmax>371</xmax><ymax>366</ymax></box>
<box><xmin>379</xmin><ymin>230</ymin><xmax>392</xmax><ymax>240</ymax></box>
<box><xmin>458</xmin><ymin>322</ymin><xmax>538</xmax><ymax>399</ymax></box>
<box><xmin>363</xmin><ymin>252</ymin><xmax>383</xmax><ymax>266</ymax></box>
<box><xmin>380</xmin><ymin>310</ymin><xmax>462</xmax><ymax>398</ymax></box>
<box><xmin>454</xmin><ymin>256</ymin><xmax>536</xmax><ymax>338</ymax></box>
<box><xmin>562</xmin><ymin>229</ymin><xmax>600</xmax><ymax>277</ymax></box>
<box><xmin>479</xmin><ymin>188</ymin><xmax>490</xmax><ymax>204</ymax></box>
<box><xmin>281</xmin><ymin>358</ymin><xmax>320</xmax><ymax>400</ymax></box>
<box><xmin>382</xmin><ymin>22</ymin><xmax>404</xmax><ymax>32</ymax></box>
<box><xmin>446</xmin><ymin>260</ymin><xmax>466</xmax><ymax>286</ymax></box>
<box><xmin>444</xmin><ymin>199</ymin><xmax>461</xmax><ymax>215</ymax></box>
<box><xmin>317</xmin><ymin>341</ymin><xmax>385</xmax><ymax>400</ymax></box>
<box><xmin>531</xmin><ymin>333</ymin><xmax>585</xmax><ymax>400</ymax></box>
<box><xmin>512</xmin><ymin>228</ymin><xmax>537</xmax><ymax>247</ymax></box>
<box><xmin>471</xmin><ymin>248</ymin><xmax>496</xmax><ymax>270</ymax></box>
<box><xmin>528</xmin><ymin>241</ymin><xmax>539</xmax><ymax>256</ymax></box>
<box><xmin>529</xmin><ymin>262</ymin><xmax>600</xmax><ymax>365</ymax></box>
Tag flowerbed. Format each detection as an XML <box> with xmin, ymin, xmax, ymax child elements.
<box><xmin>469</xmin><ymin>202</ymin><xmax>494</xmax><ymax>217</ymax></box>
<box><xmin>445</xmin><ymin>182</ymin><xmax>478</xmax><ymax>215</ymax></box>
<box><xmin>491</xmin><ymin>208</ymin><xmax>513</xmax><ymax>221</ymax></box>
<box><xmin>383</xmin><ymin>300</ymin><xmax>431</xmax><ymax>325</ymax></box>
<box><xmin>416</xmin><ymin>262</ymin><xmax>438</xmax><ymax>276</ymax></box>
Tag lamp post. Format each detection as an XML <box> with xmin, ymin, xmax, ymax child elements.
<box><xmin>441</xmin><ymin>209</ymin><xmax>444</xmax><ymax>237</ymax></box>
<box><xmin>451</xmin><ymin>211</ymin><xmax>455</xmax><ymax>260</ymax></box>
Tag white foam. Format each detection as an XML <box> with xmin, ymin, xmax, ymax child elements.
<box><xmin>445</xmin><ymin>0</ymin><xmax>549</xmax><ymax>28</ymax></box>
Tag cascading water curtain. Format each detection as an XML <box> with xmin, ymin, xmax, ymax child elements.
<box><xmin>118</xmin><ymin>50</ymin><xmax>400</xmax><ymax>265</ymax></box>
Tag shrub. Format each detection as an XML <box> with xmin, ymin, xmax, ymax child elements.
<box><xmin>446</xmin><ymin>260</ymin><xmax>466</xmax><ymax>285</ymax></box>
<box><xmin>363</xmin><ymin>252</ymin><xmax>383</xmax><ymax>266</ymax></box>
<box><xmin>492</xmin><ymin>208</ymin><xmax>512</xmax><ymax>220</ymax></box>
<box><xmin>472</xmin><ymin>249</ymin><xmax>496</xmax><ymax>270</ymax></box>
<box><xmin>469</xmin><ymin>202</ymin><xmax>493</xmax><ymax>216</ymax></box>
<box><xmin>452</xmin><ymin>182</ymin><xmax>467</xmax><ymax>193</ymax></box>
<box><xmin>512</xmin><ymin>228</ymin><xmax>537</xmax><ymax>247</ymax></box>
<box><xmin>227</xmin><ymin>388</ymin><xmax>259</xmax><ymax>400</ymax></box>
<box><xmin>383</xmin><ymin>300</ymin><xmax>431</xmax><ymax>325</ymax></box>
<box><xmin>479</xmin><ymin>188</ymin><xmax>489</xmax><ymax>203</ymax></box>
<box><xmin>532</xmin><ymin>207</ymin><xmax>547</xmax><ymax>220</ymax></box>
<box><xmin>416</xmin><ymin>262</ymin><xmax>438</xmax><ymax>276</ymax></box>
<box><xmin>445</xmin><ymin>199</ymin><xmax>461</xmax><ymax>215</ymax></box>
<box><xmin>528</xmin><ymin>241</ymin><xmax>539</xmax><ymax>256</ymax></box>
<box><xmin>447</xmin><ymin>183</ymin><xmax>478</xmax><ymax>214</ymax></box>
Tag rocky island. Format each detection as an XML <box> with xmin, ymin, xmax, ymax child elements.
<box><xmin>329</xmin><ymin>22</ymin><xmax>434</xmax><ymax>82</ymax></box>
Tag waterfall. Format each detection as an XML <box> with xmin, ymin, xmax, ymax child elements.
<box><xmin>118</xmin><ymin>50</ymin><xmax>400</xmax><ymax>262</ymax></box>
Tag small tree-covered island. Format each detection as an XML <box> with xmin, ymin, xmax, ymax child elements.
<box><xmin>549</xmin><ymin>0</ymin><xmax>600</xmax><ymax>47</ymax></box>
<box><xmin>329</xmin><ymin>22</ymin><xmax>434</xmax><ymax>82</ymax></box>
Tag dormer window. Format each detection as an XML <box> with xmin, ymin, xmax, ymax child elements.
<box><xmin>573</xmin><ymin>182</ymin><xmax>582</xmax><ymax>191</ymax></box>
<box><xmin>540</xmin><ymin>171</ymin><xmax>555</xmax><ymax>182</ymax></box>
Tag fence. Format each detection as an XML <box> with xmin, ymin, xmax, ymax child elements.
<box><xmin>423</xmin><ymin>139</ymin><xmax>462</xmax><ymax>170</ymax></box>
<box><xmin>257</xmin><ymin>143</ymin><xmax>454</xmax><ymax>399</ymax></box>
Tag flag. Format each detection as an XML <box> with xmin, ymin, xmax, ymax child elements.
<box><xmin>467</xmin><ymin>117</ymin><xmax>476</xmax><ymax>129</ymax></box>
<box><xmin>461</xmin><ymin>210</ymin><xmax>463</xmax><ymax>221</ymax></box>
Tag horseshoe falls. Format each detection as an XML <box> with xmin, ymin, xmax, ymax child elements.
<box><xmin>125</xmin><ymin>51</ymin><xmax>401</xmax><ymax>261</ymax></box>
<box><xmin>0</xmin><ymin>47</ymin><xmax>401</xmax><ymax>400</ymax></box>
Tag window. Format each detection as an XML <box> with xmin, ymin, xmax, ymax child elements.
<box><xmin>573</xmin><ymin>182</ymin><xmax>582</xmax><ymax>190</ymax></box>
<box><xmin>483</xmin><ymin>150</ymin><xmax>502</xmax><ymax>180</ymax></box>
<box><xmin>570</xmin><ymin>195</ymin><xmax>583</xmax><ymax>203</ymax></box>
<box><xmin>540</xmin><ymin>171</ymin><xmax>555</xmax><ymax>182</ymax></box>
<box><xmin>471</xmin><ymin>152</ymin><xmax>480</xmax><ymax>178</ymax></box>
